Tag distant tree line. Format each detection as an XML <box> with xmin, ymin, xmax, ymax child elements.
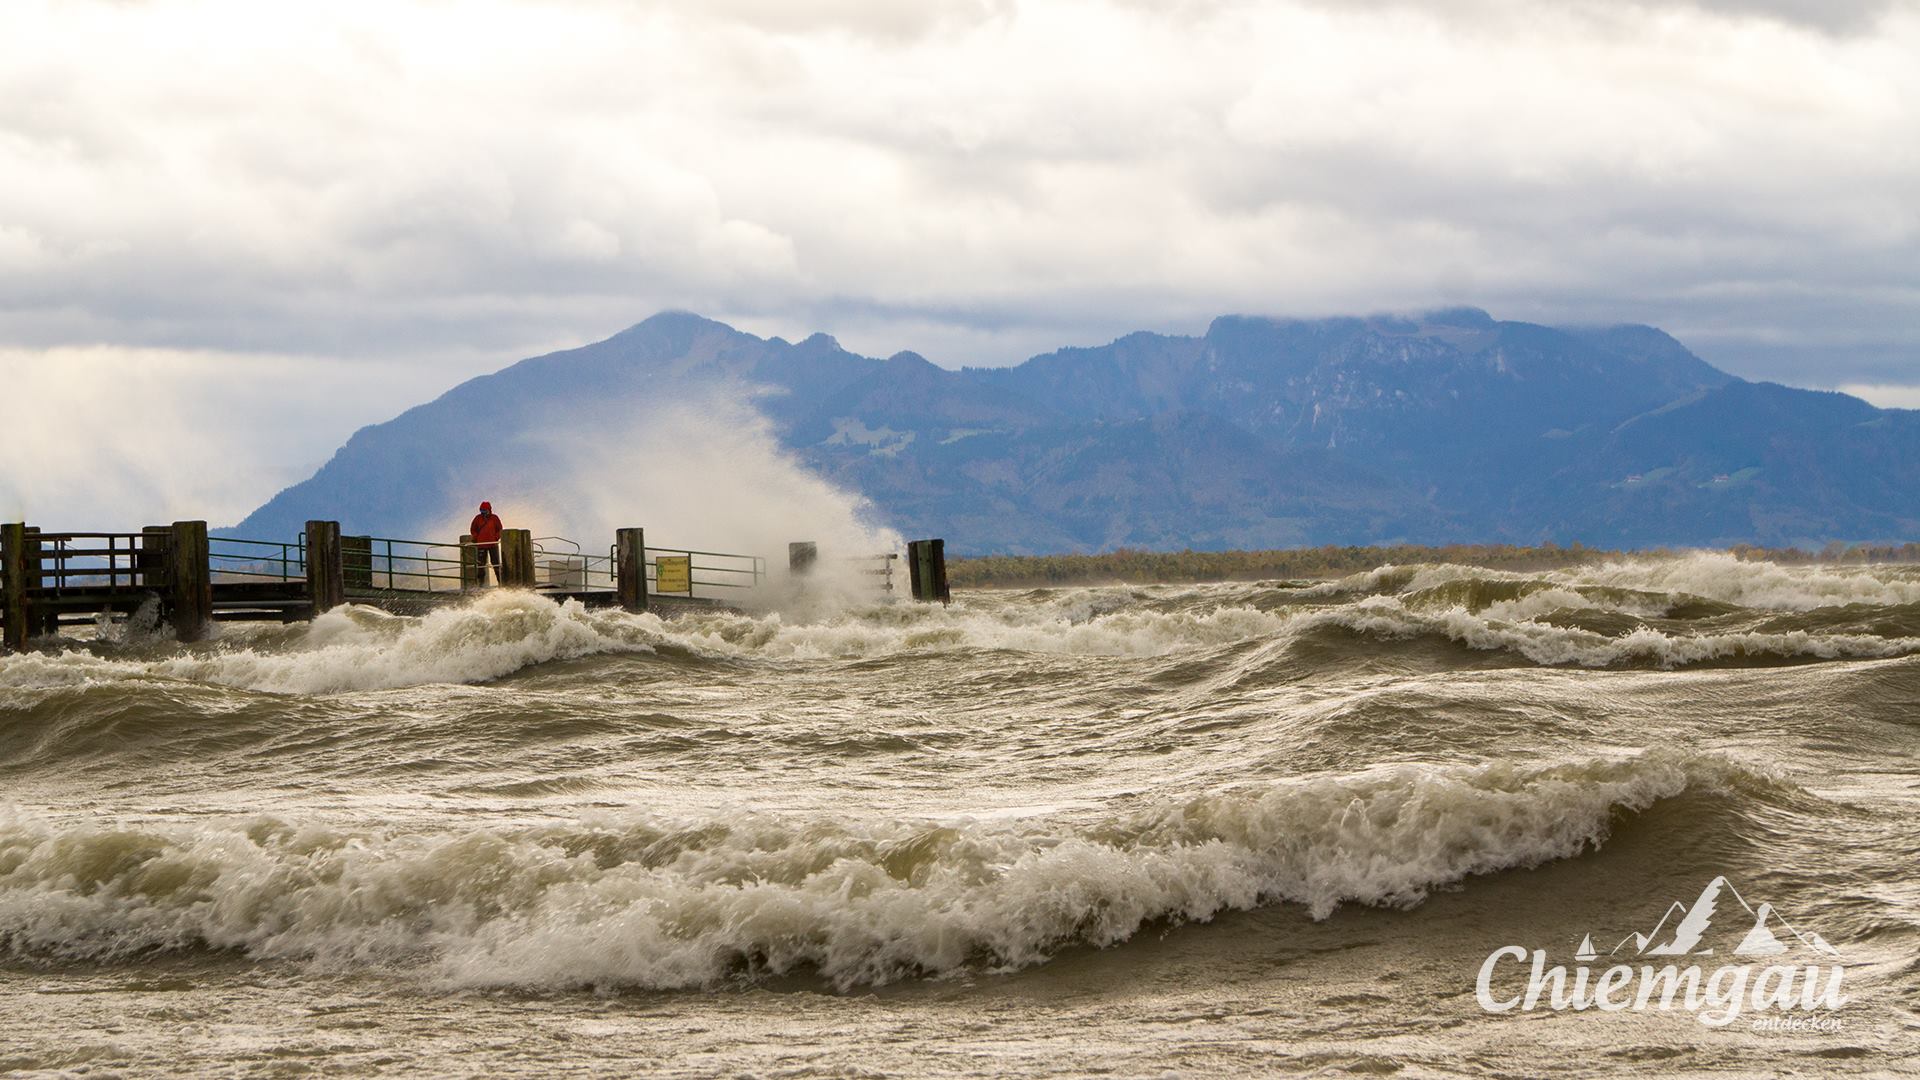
<box><xmin>947</xmin><ymin>541</ymin><xmax>1920</xmax><ymax>588</ymax></box>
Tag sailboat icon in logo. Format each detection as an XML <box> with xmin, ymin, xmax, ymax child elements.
<box><xmin>1599</xmin><ymin>876</ymin><xmax>1840</xmax><ymax>959</ymax></box>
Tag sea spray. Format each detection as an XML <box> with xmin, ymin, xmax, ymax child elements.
<box><xmin>6</xmin><ymin>567</ymin><xmax>1920</xmax><ymax>697</ymax></box>
<box><xmin>0</xmin><ymin>751</ymin><xmax>1756</xmax><ymax>989</ymax></box>
<box><xmin>1560</xmin><ymin>552</ymin><xmax>1920</xmax><ymax>612</ymax></box>
<box><xmin>414</xmin><ymin>390</ymin><xmax>904</xmax><ymax>591</ymax></box>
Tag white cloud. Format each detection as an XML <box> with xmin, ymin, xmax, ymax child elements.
<box><xmin>1837</xmin><ymin>382</ymin><xmax>1920</xmax><ymax>410</ymax></box>
<box><xmin>0</xmin><ymin>346</ymin><xmax>464</xmax><ymax>529</ymax></box>
<box><xmin>2</xmin><ymin>0</ymin><xmax>1918</xmax><ymax>523</ymax></box>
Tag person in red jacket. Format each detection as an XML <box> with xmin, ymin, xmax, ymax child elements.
<box><xmin>470</xmin><ymin>501</ymin><xmax>504</xmax><ymax>586</ymax></box>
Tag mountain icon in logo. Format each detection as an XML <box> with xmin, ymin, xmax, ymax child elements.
<box><xmin>1603</xmin><ymin>876</ymin><xmax>1839</xmax><ymax>959</ymax></box>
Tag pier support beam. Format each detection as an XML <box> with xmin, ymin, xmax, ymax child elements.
<box><xmin>306</xmin><ymin>520</ymin><xmax>344</xmax><ymax>615</ymax></box>
<box><xmin>788</xmin><ymin>541</ymin><xmax>818</xmax><ymax>576</ymax></box>
<box><xmin>167</xmin><ymin>520</ymin><xmax>213</xmax><ymax>642</ymax></box>
<box><xmin>615</xmin><ymin>528</ymin><xmax>648</xmax><ymax>613</ymax></box>
<box><xmin>2</xmin><ymin>522</ymin><xmax>27</xmax><ymax>653</ymax></box>
<box><xmin>500</xmin><ymin>529</ymin><xmax>536</xmax><ymax>588</ymax></box>
<box><xmin>907</xmin><ymin>538</ymin><xmax>950</xmax><ymax>605</ymax></box>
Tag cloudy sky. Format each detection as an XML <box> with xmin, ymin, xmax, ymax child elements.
<box><xmin>4</xmin><ymin>0</ymin><xmax>1917</xmax><ymax>525</ymax></box>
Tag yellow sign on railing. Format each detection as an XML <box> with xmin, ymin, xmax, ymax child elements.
<box><xmin>655</xmin><ymin>555</ymin><xmax>691</xmax><ymax>594</ymax></box>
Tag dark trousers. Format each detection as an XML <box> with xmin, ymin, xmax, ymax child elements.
<box><xmin>476</xmin><ymin>542</ymin><xmax>501</xmax><ymax>583</ymax></box>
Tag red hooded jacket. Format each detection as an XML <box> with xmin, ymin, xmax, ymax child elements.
<box><xmin>470</xmin><ymin>505</ymin><xmax>502</xmax><ymax>545</ymax></box>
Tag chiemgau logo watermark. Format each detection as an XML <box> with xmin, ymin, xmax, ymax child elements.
<box><xmin>1475</xmin><ymin>876</ymin><xmax>1848</xmax><ymax>1028</ymax></box>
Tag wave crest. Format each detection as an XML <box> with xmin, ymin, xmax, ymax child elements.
<box><xmin>0</xmin><ymin>751</ymin><xmax>1758</xmax><ymax>989</ymax></box>
<box><xmin>0</xmin><ymin>591</ymin><xmax>659</xmax><ymax>694</ymax></box>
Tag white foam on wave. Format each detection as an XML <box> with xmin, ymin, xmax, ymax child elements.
<box><xmin>1299</xmin><ymin>594</ymin><xmax>1920</xmax><ymax>668</ymax></box>
<box><xmin>0</xmin><ymin>750</ymin><xmax>1749</xmax><ymax>990</ymax></box>
<box><xmin>1552</xmin><ymin>552</ymin><xmax>1920</xmax><ymax>612</ymax></box>
<box><xmin>0</xmin><ymin>589</ymin><xmax>1294</xmax><ymax>694</ymax></box>
<box><xmin>660</xmin><ymin>599</ymin><xmax>1292</xmax><ymax>662</ymax></box>
<box><xmin>1296</xmin><ymin>553</ymin><xmax>1920</xmax><ymax>615</ymax></box>
<box><xmin>4</xmin><ymin>554</ymin><xmax>1915</xmax><ymax>695</ymax></box>
<box><xmin>0</xmin><ymin>591</ymin><xmax>658</xmax><ymax>694</ymax></box>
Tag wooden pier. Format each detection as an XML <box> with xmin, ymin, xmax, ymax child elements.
<box><xmin>2</xmin><ymin>521</ymin><xmax>747</xmax><ymax>652</ymax></box>
<box><xmin>0</xmin><ymin>520</ymin><xmax>945</xmax><ymax>653</ymax></box>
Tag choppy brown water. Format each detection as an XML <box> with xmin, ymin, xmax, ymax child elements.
<box><xmin>3</xmin><ymin>553</ymin><xmax>1918</xmax><ymax>1077</ymax></box>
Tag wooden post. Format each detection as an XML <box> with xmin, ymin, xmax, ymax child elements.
<box><xmin>139</xmin><ymin>525</ymin><xmax>169</xmax><ymax>630</ymax></box>
<box><xmin>459</xmin><ymin>534</ymin><xmax>483</xmax><ymax>589</ymax></box>
<box><xmin>306</xmin><ymin>520</ymin><xmax>344</xmax><ymax>615</ymax></box>
<box><xmin>342</xmin><ymin>535</ymin><xmax>373</xmax><ymax>591</ymax></box>
<box><xmin>24</xmin><ymin>526</ymin><xmax>53</xmax><ymax>637</ymax></box>
<box><xmin>788</xmin><ymin>541</ymin><xmax>818</xmax><ymax>576</ymax></box>
<box><xmin>907</xmin><ymin>538</ymin><xmax>950</xmax><ymax>605</ymax></box>
<box><xmin>615</xmin><ymin>528</ymin><xmax>648</xmax><ymax>612</ymax></box>
<box><xmin>140</xmin><ymin>526</ymin><xmax>169</xmax><ymax>589</ymax></box>
<box><xmin>500</xmin><ymin>529</ymin><xmax>535</xmax><ymax>588</ymax></box>
<box><xmin>167</xmin><ymin>520</ymin><xmax>213</xmax><ymax>641</ymax></box>
<box><xmin>2</xmin><ymin>522</ymin><xmax>26</xmax><ymax>653</ymax></box>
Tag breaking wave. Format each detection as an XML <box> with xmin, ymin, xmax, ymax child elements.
<box><xmin>1560</xmin><ymin>553</ymin><xmax>1920</xmax><ymax>611</ymax></box>
<box><xmin>2</xmin><ymin>555</ymin><xmax>1916</xmax><ymax>696</ymax></box>
<box><xmin>1285</xmin><ymin>596</ymin><xmax>1920</xmax><ymax>668</ymax></box>
<box><xmin>1305</xmin><ymin>552</ymin><xmax>1920</xmax><ymax>613</ymax></box>
<box><xmin>0</xmin><ymin>592</ymin><xmax>661</xmax><ymax>694</ymax></box>
<box><xmin>0</xmin><ymin>751</ymin><xmax>1760</xmax><ymax>990</ymax></box>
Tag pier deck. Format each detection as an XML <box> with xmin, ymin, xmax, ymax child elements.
<box><xmin>0</xmin><ymin>521</ymin><xmax>769</xmax><ymax>651</ymax></box>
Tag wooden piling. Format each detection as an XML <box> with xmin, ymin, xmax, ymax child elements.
<box><xmin>2</xmin><ymin>522</ymin><xmax>27</xmax><ymax>653</ymax></box>
<box><xmin>500</xmin><ymin>529</ymin><xmax>535</xmax><ymax>588</ymax></box>
<box><xmin>167</xmin><ymin>520</ymin><xmax>213</xmax><ymax>641</ymax></box>
<box><xmin>615</xmin><ymin>528</ymin><xmax>648</xmax><ymax>612</ymax></box>
<box><xmin>459</xmin><ymin>534</ymin><xmax>484</xmax><ymax>589</ymax></box>
<box><xmin>24</xmin><ymin>526</ymin><xmax>53</xmax><ymax>636</ymax></box>
<box><xmin>788</xmin><ymin>541</ymin><xmax>818</xmax><ymax>576</ymax></box>
<box><xmin>140</xmin><ymin>526</ymin><xmax>169</xmax><ymax>589</ymax></box>
<box><xmin>907</xmin><ymin>538</ymin><xmax>950</xmax><ymax>605</ymax></box>
<box><xmin>306</xmin><ymin>520</ymin><xmax>344</xmax><ymax>614</ymax></box>
<box><xmin>342</xmin><ymin>535</ymin><xmax>373</xmax><ymax>591</ymax></box>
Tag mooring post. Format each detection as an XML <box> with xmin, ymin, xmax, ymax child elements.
<box><xmin>24</xmin><ymin>526</ymin><xmax>53</xmax><ymax>637</ymax></box>
<box><xmin>139</xmin><ymin>525</ymin><xmax>169</xmax><ymax>627</ymax></box>
<box><xmin>500</xmin><ymin>529</ymin><xmax>535</xmax><ymax>588</ymax></box>
<box><xmin>2</xmin><ymin>522</ymin><xmax>27</xmax><ymax>654</ymax></box>
<box><xmin>907</xmin><ymin>538</ymin><xmax>951</xmax><ymax>605</ymax></box>
<box><xmin>306</xmin><ymin>520</ymin><xmax>344</xmax><ymax>615</ymax></box>
<box><xmin>459</xmin><ymin>534</ymin><xmax>483</xmax><ymax>589</ymax></box>
<box><xmin>342</xmin><ymin>535</ymin><xmax>373</xmax><ymax>591</ymax></box>
<box><xmin>788</xmin><ymin>541</ymin><xmax>818</xmax><ymax>576</ymax></box>
<box><xmin>139</xmin><ymin>526</ymin><xmax>168</xmax><ymax>588</ymax></box>
<box><xmin>167</xmin><ymin>520</ymin><xmax>213</xmax><ymax>642</ymax></box>
<box><xmin>615</xmin><ymin>527</ymin><xmax>648</xmax><ymax>612</ymax></box>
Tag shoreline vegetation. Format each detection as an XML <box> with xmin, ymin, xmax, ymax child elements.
<box><xmin>946</xmin><ymin>542</ymin><xmax>1920</xmax><ymax>589</ymax></box>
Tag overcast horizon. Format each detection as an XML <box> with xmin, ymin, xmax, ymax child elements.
<box><xmin>5</xmin><ymin>0</ymin><xmax>1918</xmax><ymax>526</ymax></box>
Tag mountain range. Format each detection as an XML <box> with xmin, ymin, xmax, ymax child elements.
<box><xmin>234</xmin><ymin>308</ymin><xmax>1920</xmax><ymax>554</ymax></box>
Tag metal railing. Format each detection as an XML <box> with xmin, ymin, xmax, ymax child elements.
<box><xmin>847</xmin><ymin>552</ymin><xmax>899</xmax><ymax>594</ymax></box>
<box><xmin>643</xmin><ymin>544</ymin><xmax>767</xmax><ymax>598</ymax></box>
<box><xmin>5</xmin><ymin>526</ymin><xmax>776</xmax><ymax>606</ymax></box>
<box><xmin>210</xmin><ymin>536</ymin><xmax>303</xmax><ymax>583</ymax></box>
<box><xmin>529</xmin><ymin>535</ymin><xmax>768</xmax><ymax>599</ymax></box>
<box><xmin>532</xmin><ymin>536</ymin><xmax>616</xmax><ymax>592</ymax></box>
<box><xmin>344</xmin><ymin>536</ymin><xmax>472</xmax><ymax>593</ymax></box>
